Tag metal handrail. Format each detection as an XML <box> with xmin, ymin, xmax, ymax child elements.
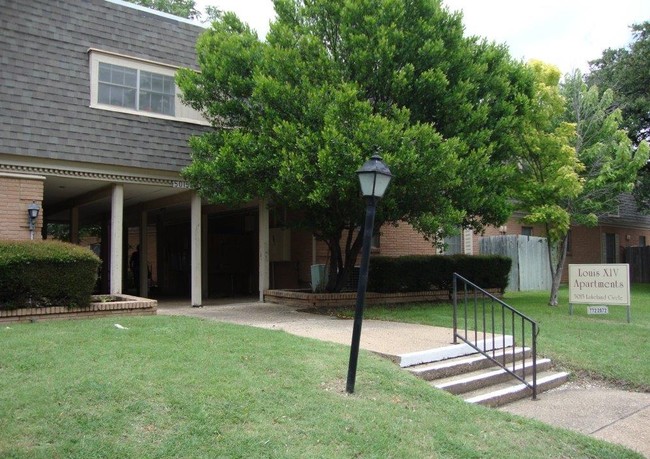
<box><xmin>452</xmin><ymin>273</ymin><xmax>539</xmax><ymax>399</ymax></box>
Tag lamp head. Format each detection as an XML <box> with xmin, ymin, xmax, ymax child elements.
<box><xmin>356</xmin><ymin>154</ymin><xmax>392</xmax><ymax>199</ymax></box>
<box><xmin>28</xmin><ymin>202</ymin><xmax>40</xmax><ymax>220</ymax></box>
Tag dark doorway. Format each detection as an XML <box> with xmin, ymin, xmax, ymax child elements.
<box><xmin>207</xmin><ymin>210</ymin><xmax>258</xmax><ymax>297</ymax></box>
<box><xmin>605</xmin><ymin>233</ymin><xmax>617</xmax><ymax>263</ymax></box>
<box><xmin>157</xmin><ymin>221</ymin><xmax>191</xmax><ymax>296</ymax></box>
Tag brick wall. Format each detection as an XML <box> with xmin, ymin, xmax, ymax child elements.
<box><xmin>376</xmin><ymin>222</ymin><xmax>438</xmax><ymax>257</ymax></box>
<box><xmin>0</xmin><ymin>173</ymin><xmax>45</xmax><ymax>241</ymax></box>
<box><xmin>564</xmin><ymin>225</ymin><xmax>601</xmax><ymax>265</ymax></box>
<box><xmin>289</xmin><ymin>216</ymin><xmax>650</xmax><ymax>288</ymax></box>
<box><xmin>481</xmin><ymin>218</ymin><xmax>650</xmax><ymax>282</ymax></box>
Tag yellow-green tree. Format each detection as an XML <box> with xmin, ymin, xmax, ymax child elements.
<box><xmin>517</xmin><ymin>63</ymin><xmax>649</xmax><ymax>305</ymax></box>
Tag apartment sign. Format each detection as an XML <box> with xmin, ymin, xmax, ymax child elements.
<box><xmin>568</xmin><ymin>264</ymin><xmax>630</xmax><ymax>305</ymax></box>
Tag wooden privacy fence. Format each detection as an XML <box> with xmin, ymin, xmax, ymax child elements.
<box><xmin>624</xmin><ymin>246</ymin><xmax>650</xmax><ymax>282</ymax></box>
<box><xmin>480</xmin><ymin>235</ymin><xmax>551</xmax><ymax>292</ymax></box>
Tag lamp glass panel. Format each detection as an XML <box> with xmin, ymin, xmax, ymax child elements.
<box><xmin>373</xmin><ymin>174</ymin><xmax>391</xmax><ymax>198</ymax></box>
<box><xmin>358</xmin><ymin>172</ymin><xmax>377</xmax><ymax>197</ymax></box>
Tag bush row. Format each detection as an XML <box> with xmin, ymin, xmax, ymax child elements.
<box><xmin>368</xmin><ymin>254</ymin><xmax>511</xmax><ymax>293</ymax></box>
<box><xmin>0</xmin><ymin>240</ymin><xmax>101</xmax><ymax>310</ymax></box>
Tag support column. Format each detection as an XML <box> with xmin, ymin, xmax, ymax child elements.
<box><xmin>191</xmin><ymin>192</ymin><xmax>202</xmax><ymax>307</ymax></box>
<box><xmin>258</xmin><ymin>199</ymin><xmax>270</xmax><ymax>302</ymax></box>
<box><xmin>70</xmin><ymin>206</ymin><xmax>79</xmax><ymax>244</ymax></box>
<box><xmin>156</xmin><ymin>215</ymin><xmax>164</xmax><ymax>295</ymax></box>
<box><xmin>201</xmin><ymin>213</ymin><xmax>208</xmax><ymax>298</ymax></box>
<box><xmin>109</xmin><ymin>184</ymin><xmax>124</xmax><ymax>295</ymax></box>
<box><xmin>139</xmin><ymin>211</ymin><xmax>148</xmax><ymax>297</ymax></box>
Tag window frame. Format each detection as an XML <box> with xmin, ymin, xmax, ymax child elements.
<box><xmin>521</xmin><ymin>226</ymin><xmax>534</xmax><ymax>237</ymax></box>
<box><xmin>443</xmin><ymin>233</ymin><xmax>462</xmax><ymax>255</ymax></box>
<box><xmin>89</xmin><ymin>49</ymin><xmax>208</xmax><ymax>125</ymax></box>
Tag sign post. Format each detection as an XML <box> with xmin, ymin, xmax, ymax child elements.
<box><xmin>568</xmin><ymin>264</ymin><xmax>631</xmax><ymax>323</ymax></box>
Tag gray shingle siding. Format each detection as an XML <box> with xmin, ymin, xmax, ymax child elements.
<box><xmin>0</xmin><ymin>0</ymin><xmax>209</xmax><ymax>172</ymax></box>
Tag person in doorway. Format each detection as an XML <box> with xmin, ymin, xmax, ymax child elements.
<box><xmin>130</xmin><ymin>244</ymin><xmax>140</xmax><ymax>294</ymax></box>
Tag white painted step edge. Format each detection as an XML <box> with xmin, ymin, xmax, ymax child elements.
<box><xmin>464</xmin><ymin>372</ymin><xmax>570</xmax><ymax>404</ymax></box>
<box><xmin>434</xmin><ymin>358</ymin><xmax>551</xmax><ymax>390</ymax></box>
<box><xmin>398</xmin><ymin>335</ymin><xmax>514</xmax><ymax>368</ymax></box>
<box><xmin>409</xmin><ymin>346</ymin><xmax>530</xmax><ymax>375</ymax></box>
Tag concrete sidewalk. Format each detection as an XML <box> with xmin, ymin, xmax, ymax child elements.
<box><xmin>157</xmin><ymin>298</ymin><xmax>650</xmax><ymax>458</ymax></box>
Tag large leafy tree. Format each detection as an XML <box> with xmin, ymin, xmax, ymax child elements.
<box><xmin>519</xmin><ymin>64</ymin><xmax>649</xmax><ymax>306</ymax></box>
<box><xmin>587</xmin><ymin>22</ymin><xmax>650</xmax><ymax>146</ymax></box>
<box><xmin>126</xmin><ymin>0</ymin><xmax>199</xmax><ymax>19</ymax></box>
<box><xmin>177</xmin><ymin>0</ymin><xmax>535</xmax><ymax>292</ymax></box>
<box><xmin>515</xmin><ymin>62</ymin><xmax>582</xmax><ymax>306</ymax></box>
<box><xmin>587</xmin><ymin>22</ymin><xmax>650</xmax><ymax>212</ymax></box>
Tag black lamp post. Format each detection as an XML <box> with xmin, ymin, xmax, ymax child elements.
<box><xmin>346</xmin><ymin>154</ymin><xmax>392</xmax><ymax>394</ymax></box>
<box><xmin>27</xmin><ymin>201</ymin><xmax>40</xmax><ymax>240</ymax></box>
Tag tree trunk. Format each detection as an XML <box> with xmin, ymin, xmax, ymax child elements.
<box><xmin>548</xmin><ymin>233</ymin><xmax>569</xmax><ymax>306</ymax></box>
<box><xmin>324</xmin><ymin>227</ymin><xmax>364</xmax><ymax>293</ymax></box>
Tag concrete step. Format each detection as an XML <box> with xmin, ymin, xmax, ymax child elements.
<box><xmin>408</xmin><ymin>346</ymin><xmax>532</xmax><ymax>381</ymax></box>
<box><xmin>463</xmin><ymin>371</ymin><xmax>570</xmax><ymax>407</ymax></box>
<box><xmin>433</xmin><ymin>357</ymin><xmax>552</xmax><ymax>395</ymax></box>
<box><xmin>397</xmin><ymin>335</ymin><xmax>514</xmax><ymax>368</ymax></box>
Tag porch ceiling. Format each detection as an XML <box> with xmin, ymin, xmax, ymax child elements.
<box><xmin>43</xmin><ymin>175</ymin><xmax>190</xmax><ymax>225</ymax></box>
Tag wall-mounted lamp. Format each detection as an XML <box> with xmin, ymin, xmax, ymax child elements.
<box><xmin>499</xmin><ymin>225</ymin><xmax>507</xmax><ymax>235</ymax></box>
<box><xmin>27</xmin><ymin>201</ymin><xmax>40</xmax><ymax>240</ymax></box>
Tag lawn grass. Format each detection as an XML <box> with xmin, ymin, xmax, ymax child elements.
<box><xmin>0</xmin><ymin>315</ymin><xmax>642</xmax><ymax>458</ymax></box>
<box><xmin>353</xmin><ymin>285</ymin><xmax>650</xmax><ymax>391</ymax></box>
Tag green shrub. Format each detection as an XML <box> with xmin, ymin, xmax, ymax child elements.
<box><xmin>450</xmin><ymin>254</ymin><xmax>511</xmax><ymax>291</ymax></box>
<box><xmin>0</xmin><ymin>240</ymin><xmax>101</xmax><ymax>310</ymax></box>
<box><xmin>368</xmin><ymin>254</ymin><xmax>511</xmax><ymax>293</ymax></box>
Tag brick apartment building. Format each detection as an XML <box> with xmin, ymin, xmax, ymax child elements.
<box><xmin>0</xmin><ymin>0</ymin><xmax>438</xmax><ymax>304</ymax></box>
<box><xmin>2</xmin><ymin>0</ymin><xmax>648</xmax><ymax>302</ymax></box>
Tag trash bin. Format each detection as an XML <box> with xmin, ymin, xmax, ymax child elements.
<box><xmin>310</xmin><ymin>264</ymin><xmax>327</xmax><ymax>292</ymax></box>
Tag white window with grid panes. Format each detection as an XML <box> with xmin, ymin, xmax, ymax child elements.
<box><xmin>89</xmin><ymin>49</ymin><xmax>207</xmax><ymax>125</ymax></box>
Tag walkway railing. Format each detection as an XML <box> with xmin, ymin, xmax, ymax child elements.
<box><xmin>452</xmin><ymin>273</ymin><xmax>539</xmax><ymax>399</ymax></box>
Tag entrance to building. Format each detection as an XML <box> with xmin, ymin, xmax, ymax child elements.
<box><xmin>157</xmin><ymin>221</ymin><xmax>191</xmax><ymax>297</ymax></box>
<box><xmin>605</xmin><ymin>232</ymin><xmax>617</xmax><ymax>263</ymax></box>
<box><xmin>207</xmin><ymin>210</ymin><xmax>259</xmax><ymax>297</ymax></box>
<box><xmin>144</xmin><ymin>208</ymin><xmax>259</xmax><ymax>298</ymax></box>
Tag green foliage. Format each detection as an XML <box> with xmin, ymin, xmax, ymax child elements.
<box><xmin>177</xmin><ymin>0</ymin><xmax>535</xmax><ymax>291</ymax></box>
<box><xmin>451</xmin><ymin>254</ymin><xmax>512</xmax><ymax>291</ymax></box>
<box><xmin>515</xmin><ymin>63</ymin><xmax>648</xmax><ymax>305</ymax></box>
<box><xmin>369</xmin><ymin>255</ymin><xmax>453</xmax><ymax>292</ymax></box>
<box><xmin>587</xmin><ymin>21</ymin><xmax>650</xmax><ymax>214</ymax></box>
<box><xmin>0</xmin><ymin>241</ymin><xmax>100</xmax><ymax>309</ymax></box>
<box><xmin>124</xmin><ymin>0</ymin><xmax>199</xmax><ymax>19</ymax></box>
<box><xmin>46</xmin><ymin>222</ymin><xmax>102</xmax><ymax>242</ymax></box>
<box><xmin>588</xmin><ymin>21</ymin><xmax>650</xmax><ymax>147</ymax></box>
<box><xmin>516</xmin><ymin>61</ymin><xmax>582</xmax><ymax>244</ymax></box>
<box><xmin>562</xmin><ymin>70</ymin><xmax>649</xmax><ymax>222</ymax></box>
<box><xmin>368</xmin><ymin>254</ymin><xmax>511</xmax><ymax>293</ymax></box>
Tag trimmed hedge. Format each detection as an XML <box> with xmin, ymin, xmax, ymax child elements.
<box><xmin>368</xmin><ymin>254</ymin><xmax>511</xmax><ymax>293</ymax></box>
<box><xmin>0</xmin><ymin>240</ymin><xmax>101</xmax><ymax>310</ymax></box>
